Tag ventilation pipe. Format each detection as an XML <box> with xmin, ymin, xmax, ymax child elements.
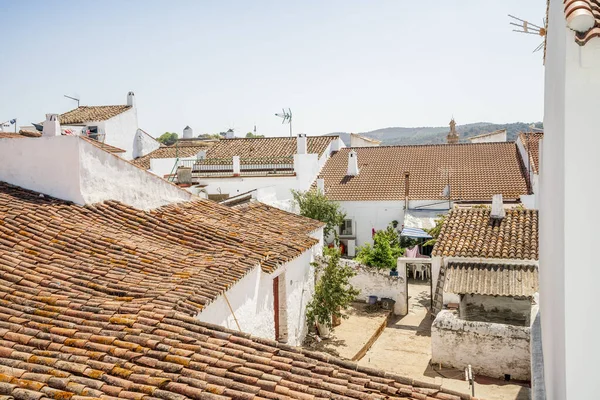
<box><xmin>42</xmin><ymin>114</ymin><xmax>60</xmax><ymax>137</ymax></box>
<box><xmin>297</xmin><ymin>133</ymin><xmax>307</xmax><ymax>155</ymax></box>
<box><xmin>127</xmin><ymin>91</ymin><xmax>136</xmax><ymax>107</ymax></box>
<box><xmin>183</xmin><ymin>125</ymin><xmax>193</xmax><ymax>139</ymax></box>
<box><xmin>347</xmin><ymin>150</ymin><xmax>359</xmax><ymax>176</ymax></box>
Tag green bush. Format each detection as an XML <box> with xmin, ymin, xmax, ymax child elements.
<box><xmin>355</xmin><ymin>223</ymin><xmax>404</xmax><ymax>269</ymax></box>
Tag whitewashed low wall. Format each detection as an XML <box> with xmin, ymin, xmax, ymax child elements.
<box><xmin>341</xmin><ymin>259</ymin><xmax>407</xmax><ymax>316</ymax></box>
<box><xmin>432</xmin><ymin>310</ymin><xmax>531</xmax><ymax>380</ymax></box>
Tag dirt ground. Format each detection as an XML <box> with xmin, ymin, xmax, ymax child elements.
<box><xmin>358</xmin><ymin>280</ymin><xmax>531</xmax><ymax>400</ymax></box>
<box><xmin>304</xmin><ymin>302</ymin><xmax>390</xmax><ymax>360</ymax></box>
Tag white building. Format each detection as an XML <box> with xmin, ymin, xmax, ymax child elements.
<box><xmin>135</xmin><ymin>134</ymin><xmax>344</xmax><ymax>208</ymax></box>
<box><xmin>467</xmin><ymin>129</ymin><xmax>507</xmax><ymax>143</ymax></box>
<box><xmin>536</xmin><ymin>1</ymin><xmax>600</xmax><ymax>398</ymax></box>
<box><xmin>428</xmin><ymin>207</ymin><xmax>539</xmax><ymax>381</ymax></box>
<box><xmin>317</xmin><ymin>139</ymin><xmax>531</xmax><ymax>255</ymax></box>
<box><xmin>0</xmin><ymin>121</ymin><xmax>324</xmax><ymax>346</ymax></box>
<box><xmin>350</xmin><ymin>133</ymin><xmax>381</xmax><ymax>147</ymax></box>
<box><xmin>516</xmin><ymin>131</ymin><xmax>543</xmax><ymax>209</ymax></box>
<box><xmin>40</xmin><ymin>91</ymin><xmax>160</xmax><ymax>160</ymax></box>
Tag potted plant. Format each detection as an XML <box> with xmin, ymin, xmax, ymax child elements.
<box><xmin>306</xmin><ymin>248</ymin><xmax>359</xmax><ymax>338</ymax></box>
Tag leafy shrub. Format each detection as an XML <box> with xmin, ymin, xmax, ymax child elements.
<box><xmin>355</xmin><ymin>223</ymin><xmax>404</xmax><ymax>269</ymax></box>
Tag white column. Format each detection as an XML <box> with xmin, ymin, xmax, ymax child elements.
<box><xmin>233</xmin><ymin>156</ymin><xmax>240</xmax><ymax>176</ymax></box>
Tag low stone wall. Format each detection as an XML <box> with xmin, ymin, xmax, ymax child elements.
<box><xmin>432</xmin><ymin>310</ymin><xmax>531</xmax><ymax>380</ymax></box>
<box><xmin>340</xmin><ymin>259</ymin><xmax>407</xmax><ymax>316</ymax></box>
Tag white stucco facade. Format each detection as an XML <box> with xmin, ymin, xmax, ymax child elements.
<box><xmin>197</xmin><ymin>228</ymin><xmax>323</xmax><ymax>346</ymax></box>
<box><xmin>0</xmin><ymin>136</ymin><xmax>191</xmax><ymax>209</ymax></box>
<box><xmin>133</xmin><ymin>129</ymin><xmax>161</xmax><ymax>159</ymax></box>
<box><xmin>432</xmin><ymin>310</ymin><xmax>531</xmax><ymax>381</ymax></box>
<box><xmin>337</xmin><ymin>200</ymin><xmax>449</xmax><ymax>248</ymax></box>
<box><xmin>468</xmin><ymin>130</ymin><xmax>507</xmax><ymax>143</ymax></box>
<box><xmin>538</xmin><ymin>1</ymin><xmax>600</xmax><ymax>398</ymax></box>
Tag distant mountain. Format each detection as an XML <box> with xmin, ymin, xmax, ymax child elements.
<box><xmin>326</xmin><ymin>122</ymin><xmax>543</xmax><ymax>146</ymax></box>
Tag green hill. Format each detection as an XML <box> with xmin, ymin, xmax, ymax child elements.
<box><xmin>326</xmin><ymin>122</ymin><xmax>543</xmax><ymax>146</ymax></box>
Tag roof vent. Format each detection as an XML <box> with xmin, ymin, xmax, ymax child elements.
<box><xmin>183</xmin><ymin>125</ymin><xmax>193</xmax><ymax>139</ymax></box>
<box><xmin>347</xmin><ymin>150</ymin><xmax>359</xmax><ymax>176</ymax></box>
<box><xmin>491</xmin><ymin>194</ymin><xmax>505</xmax><ymax>219</ymax></box>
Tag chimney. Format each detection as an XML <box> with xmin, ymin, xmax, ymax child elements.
<box><xmin>127</xmin><ymin>91</ymin><xmax>136</xmax><ymax>107</ymax></box>
<box><xmin>233</xmin><ymin>156</ymin><xmax>240</xmax><ymax>176</ymax></box>
<box><xmin>447</xmin><ymin>118</ymin><xmax>459</xmax><ymax>144</ymax></box>
<box><xmin>316</xmin><ymin>178</ymin><xmax>325</xmax><ymax>194</ymax></box>
<box><xmin>196</xmin><ymin>149</ymin><xmax>206</xmax><ymax>160</ymax></box>
<box><xmin>176</xmin><ymin>166</ymin><xmax>192</xmax><ymax>185</ymax></box>
<box><xmin>491</xmin><ymin>194</ymin><xmax>505</xmax><ymax>219</ymax></box>
<box><xmin>347</xmin><ymin>150</ymin><xmax>359</xmax><ymax>176</ymax></box>
<box><xmin>183</xmin><ymin>125</ymin><xmax>193</xmax><ymax>139</ymax></box>
<box><xmin>42</xmin><ymin>114</ymin><xmax>60</xmax><ymax>137</ymax></box>
<box><xmin>297</xmin><ymin>133</ymin><xmax>307</xmax><ymax>154</ymax></box>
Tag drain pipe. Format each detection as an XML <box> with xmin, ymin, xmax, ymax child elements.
<box><xmin>404</xmin><ymin>172</ymin><xmax>410</xmax><ymax>211</ymax></box>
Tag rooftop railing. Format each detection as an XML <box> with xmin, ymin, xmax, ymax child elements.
<box><xmin>174</xmin><ymin>156</ymin><xmax>295</xmax><ymax>178</ymax></box>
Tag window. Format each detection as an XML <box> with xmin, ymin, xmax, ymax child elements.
<box><xmin>86</xmin><ymin>126</ymin><xmax>99</xmax><ymax>140</ymax></box>
<box><xmin>339</xmin><ymin>219</ymin><xmax>354</xmax><ymax>236</ymax></box>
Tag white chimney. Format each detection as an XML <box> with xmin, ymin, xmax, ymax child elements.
<box><xmin>183</xmin><ymin>126</ymin><xmax>193</xmax><ymax>139</ymax></box>
<box><xmin>42</xmin><ymin>114</ymin><xmax>60</xmax><ymax>137</ymax></box>
<box><xmin>233</xmin><ymin>155</ymin><xmax>240</xmax><ymax>176</ymax></box>
<box><xmin>127</xmin><ymin>91</ymin><xmax>136</xmax><ymax>107</ymax></box>
<box><xmin>297</xmin><ymin>133</ymin><xmax>307</xmax><ymax>154</ymax></box>
<box><xmin>196</xmin><ymin>149</ymin><xmax>206</xmax><ymax>160</ymax></box>
<box><xmin>347</xmin><ymin>150</ymin><xmax>359</xmax><ymax>176</ymax></box>
<box><xmin>491</xmin><ymin>194</ymin><xmax>505</xmax><ymax>219</ymax></box>
<box><xmin>316</xmin><ymin>178</ymin><xmax>325</xmax><ymax>194</ymax></box>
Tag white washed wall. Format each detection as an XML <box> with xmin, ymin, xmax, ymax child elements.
<box><xmin>102</xmin><ymin>108</ymin><xmax>139</xmax><ymax>159</ymax></box>
<box><xmin>133</xmin><ymin>129</ymin><xmax>161</xmax><ymax>159</ymax></box>
<box><xmin>432</xmin><ymin>311</ymin><xmax>531</xmax><ymax>380</ymax></box>
<box><xmin>198</xmin><ymin>230</ymin><xmax>322</xmax><ymax>346</ymax></box>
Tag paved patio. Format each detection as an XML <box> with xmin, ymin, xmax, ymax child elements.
<box><xmin>358</xmin><ymin>280</ymin><xmax>531</xmax><ymax>400</ymax></box>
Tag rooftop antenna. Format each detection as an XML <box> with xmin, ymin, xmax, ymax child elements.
<box><xmin>275</xmin><ymin>108</ymin><xmax>292</xmax><ymax>137</ymax></box>
<box><xmin>508</xmin><ymin>14</ymin><xmax>547</xmax><ymax>53</ymax></box>
<box><xmin>64</xmin><ymin>94</ymin><xmax>80</xmax><ymax>107</ymax></box>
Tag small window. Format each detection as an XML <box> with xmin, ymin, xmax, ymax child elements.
<box><xmin>339</xmin><ymin>219</ymin><xmax>353</xmax><ymax>236</ymax></box>
<box><xmin>86</xmin><ymin>126</ymin><xmax>99</xmax><ymax>140</ymax></box>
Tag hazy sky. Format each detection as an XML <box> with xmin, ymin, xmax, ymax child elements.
<box><xmin>0</xmin><ymin>0</ymin><xmax>545</xmax><ymax>137</ymax></box>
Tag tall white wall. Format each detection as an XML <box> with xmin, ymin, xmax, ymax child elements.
<box><xmin>197</xmin><ymin>240</ymin><xmax>319</xmax><ymax>346</ymax></box>
<box><xmin>102</xmin><ymin>108</ymin><xmax>139</xmax><ymax>159</ymax></box>
<box><xmin>469</xmin><ymin>130</ymin><xmax>507</xmax><ymax>143</ymax></box>
<box><xmin>0</xmin><ymin>136</ymin><xmax>191</xmax><ymax>209</ymax></box>
<box><xmin>540</xmin><ymin>2</ymin><xmax>600</xmax><ymax>398</ymax></box>
<box><xmin>0</xmin><ymin>136</ymin><xmax>84</xmax><ymax>204</ymax></box>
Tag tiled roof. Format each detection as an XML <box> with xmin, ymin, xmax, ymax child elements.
<box><xmin>132</xmin><ymin>144</ymin><xmax>211</xmax><ymax>170</ymax></box>
<box><xmin>445</xmin><ymin>262</ymin><xmax>539</xmax><ymax>297</ymax></box>
<box><xmin>432</xmin><ymin>208</ymin><xmax>539</xmax><ymax>260</ymax></box>
<box><xmin>519</xmin><ymin>132</ymin><xmax>543</xmax><ymax>174</ymax></box>
<box><xmin>81</xmin><ymin>137</ymin><xmax>126</xmax><ymax>154</ymax></box>
<box><xmin>205</xmin><ymin>136</ymin><xmax>337</xmax><ymax>160</ymax></box>
<box><xmin>467</xmin><ymin>129</ymin><xmax>506</xmax><ymax>141</ymax></box>
<box><xmin>0</xmin><ymin>182</ymin><xmax>475</xmax><ymax>400</ymax></box>
<box><xmin>564</xmin><ymin>0</ymin><xmax>600</xmax><ymax>45</ymax></box>
<box><xmin>18</xmin><ymin>130</ymin><xmax>42</xmax><ymax>137</ymax></box>
<box><xmin>59</xmin><ymin>105</ymin><xmax>132</xmax><ymax>125</ymax></box>
<box><xmin>0</xmin><ymin>181</ymin><xmax>321</xmax><ymax>314</ymax></box>
<box><xmin>0</xmin><ymin>132</ymin><xmax>24</xmax><ymax>139</ymax></box>
<box><xmin>318</xmin><ymin>143</ymin><xmax>529</xmax><ymax>201</ymax></box>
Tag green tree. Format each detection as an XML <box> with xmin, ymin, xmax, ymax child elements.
<box><xmin>157</xmin><ymin>132</ymin><xmax>178</xmax><ymax>146</ymax></box>
<box><xmin>291</xmin><ymin>189</ymin><xmax>345</xmax><ymax>241</ymax></box>
<box><xmin>423</xmin><ymin>214</ymin><xmax>446</xmax><ymax>247</ymax></box>
<box><xmin>245</xmin><ymin>132</ymin><xmax>265</xmax><ymax>138</ymax></box>
<box><xmin>306</xmin><ymin>248</ymin><xmax>360</xmax><ymax>330</ymax></box>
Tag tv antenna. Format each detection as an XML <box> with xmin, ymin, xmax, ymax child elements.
<box><xmin>275</xmin><ymin>108</ymin><xmax>292</xmax><ymax>137</ymax></box>
<box><xmin>508</xmin><ymin>14</ymin><xmax>546</xmax><ymax>53</ymax></box>
<box><xmin>64</xmin><ymin>94</ymin><xmax>80</xmax><ymax>107</ymax></box>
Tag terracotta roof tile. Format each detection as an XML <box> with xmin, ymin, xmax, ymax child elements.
<box><xmin>0</xmin><ymin>132</ymin><xmax>24</xmax><ymax>139</ymax></box>
<box><xmin>518</xmin><ymin>132</ymin><xmax>543</xmax><ymax>174</ymax></box>
<box><xmin>131</xmin><ymin>145</ymin><xmax>211</xmax><ymax>170</ymax></box>
<box><xmin>205</xmin><ymin>136</ymin><xmax>336</xmax><ymax>160</ymax></box>
<box><xmin>445</xmin><ymin>262</ymin><xmax>539</xmax><ymax>297</ymax></box>
<box><xmin>564</xmin><ymin>0</ymin><xmax>600</xmax><ymax>45</ymax></box>
<box><xmin>432</xmin><ymin>208</ymin><xmax>539</xmax><ymax>260</ymax></box>
<box><xmin>59</xmin><ymin>106</ymin><xmax>132</xmax><ymax>125</ymax></box>
<box><xmin>0</xmin><ymin>182</ymin><xmax>479</xmax><ymax>400</ymax></box>
<box><xmin>319</xmin><ymin>143</ymin><xmax>529</xmax><ymax>201</ymax></box>
<box><xmin>80</xmin><ymin>137</ymin><xmax>126</xmax><ymax>154</ymax></box>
